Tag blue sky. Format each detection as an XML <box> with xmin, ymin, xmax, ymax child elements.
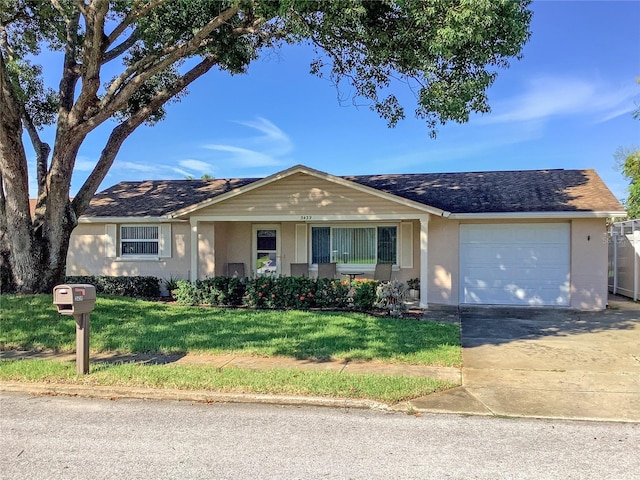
<box><xmin>32</xmin><ymin>1</ymin><xmax>640</xmax><ymax>202</ymax></box>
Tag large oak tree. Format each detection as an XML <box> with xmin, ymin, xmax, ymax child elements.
<box><xmin>0</xmin><ymin>0</ymin><xmax>531</xmax><ymax>293</ymax></box>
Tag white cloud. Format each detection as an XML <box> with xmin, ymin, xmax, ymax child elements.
<box><xmin>116</xmin><ymin>161</ymin><xmax>159</xmax><ymax>173</ymax></box>
<box><xmin>484</xmin><ymin>76</ymin><xmax>639</xmax><ymax>125</ymax></box>
<box><xmin>169</xmin><ymin>167</ymin><xmax>195</xmax><ymax>178</ymax></box>
<box><xmin>74</xmin><ymin>157</ymin><xmax>96</xmax><ymax>172</ymax></box>
<box><xmin>202</xmin><ymin>144</ymin><xmax>282</xmax><ymax>168</ymax></box>
<box><xmin>202</xmin><ymin>116</ymin><xmax>292</xmax><ymax>168</ymax></box>
<box><xmin>178</xmin><ymin>159</ymin><xmax>213</xmax><ymax>173</ymax></box>
<box><xmin>236</xmin><ymin>117</ymin><xmax>293</xmax><ymax>155</ymax></box>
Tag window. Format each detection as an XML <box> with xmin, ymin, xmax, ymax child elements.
<box><xmin>121</xmin><ymin>225</ymin><xmax>159</xmax><ymax>256</ymax></box>
<box><xmin>311</xmin><ymin>225</ymin><xmax>397</xmax><ymax>265</ymax></box>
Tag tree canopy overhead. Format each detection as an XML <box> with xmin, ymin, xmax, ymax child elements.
<box><xmin>0</xmin><ymin>0</ymin><xmax>532</xmax><ymax>293</ymax></box>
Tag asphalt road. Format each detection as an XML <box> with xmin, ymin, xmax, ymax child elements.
<box><xmin>1</xmin><ymin>392</ymin><xmax>638</xmax><ymax>480</ymax></box>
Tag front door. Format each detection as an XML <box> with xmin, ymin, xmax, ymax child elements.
<box><xmin>253</xmin><ymin>225</ymin><xmax>280</xmax><ymax>275</ymax></box>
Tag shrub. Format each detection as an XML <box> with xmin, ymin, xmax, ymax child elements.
<box><xmin>173</xmin><ymin>278</ymin><xmax>246</xmax><ymax>306</ymax></box>
<box><xmin>194</xmin><ymin>277</ymin><xmax>246</xmax><ymax>306</ymax></box>
<box><xmin>163</xmin><ymin>276</ymin><xmax>180</xmax><ymax>298</ymax></box>
<box><xmin>376</xmin><ymin>279</ymin><xmax>408</xmax><ymax>318</ymax></box>
<box><xmin>245</xmin><ymin>276</ymin><xmax>352</xmax><ymax>310</ymax></box>
<box><xmin>64</xmin><ymin>275</ymin><xmax>161</xmax><ymax>298</ymax></box>
<box><xmin>314</xmin><ymin>278</ymin><xmax>350</xmax><ymax>309</ymax></box>
<box><xmin>174</xmin><ymin>275</ymin><xmax>389</xmax><ymax>312</ymax></box>
<box><xmin>350</xmin><ymin>279</ymin><xmax>380</xmax><ymax>311</ymax></box>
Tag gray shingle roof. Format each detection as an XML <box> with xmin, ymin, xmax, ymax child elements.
<box><xmin>346</xmin><ymin>169</ymin><xmax>623</xmax><ymax>214</ymax></box>
<box><xmin>83</xmin><ymin>178</ymin><xmax>259</xmax><ymax>217</ymax></box>
<box><xmin>82</xmin><ymin>168</ymin><xmax>623</xmax><ymax>218</ymax></box>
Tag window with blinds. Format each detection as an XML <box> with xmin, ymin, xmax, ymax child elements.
<box><xmin>311</xmin><ymin>226</ymin><xmax>397</xmax><ymax>265</ymax></box>
<box><xmin>121</xmin><ymin>225</ymin><xmax>159</xmax><ymax>256</ymax></box>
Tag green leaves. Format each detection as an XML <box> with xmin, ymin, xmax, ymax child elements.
<box><xmin>616</xmin><ymin>146</ymin><xmax>640</xmax><ymax>218</ymax></box>
<box><xmin>5</xmin><ymin>59</ymin><xmax>58</xmax><ymax>128</ymax></box>
<box><xmin>285</xmin><ymin>0</ymin><xmax>532</xmax><ymax>132</ymax></box>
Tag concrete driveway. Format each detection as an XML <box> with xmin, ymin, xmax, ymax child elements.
<box><xmin>409</xmin><ymin>296</ymin><xmax>640</xmax><ymax>422</ymax></box>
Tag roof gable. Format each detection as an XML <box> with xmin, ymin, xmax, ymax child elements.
<box><xmin>169</xmin><ymin>165</ymin><xmax>445</xmax><ymax>218</ymax></box>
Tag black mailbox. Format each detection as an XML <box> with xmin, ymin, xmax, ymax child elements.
<box><xmin>53</xmin><ymin>284</ymin><xmax>96</xmax><ymax>315</ymax></box>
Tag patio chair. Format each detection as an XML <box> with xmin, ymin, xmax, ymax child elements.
<box><xmin>226</xmin><ymin>262</ymin><xmax>246</xmax><ymax>279</ymax></box>
<box><xmin>317</xmin><ymin>262</ymin><xmax>337</xmax><ymax>279</ymax></box>
<box><xmin>290</xmin><ymin>263</ymin><xmax>309</xmax><ymax>277</ymax></box>
<box><xmin>373</xmin><ymin>263</ymin><xmax>392</xmax><ymax>282</ymax></box>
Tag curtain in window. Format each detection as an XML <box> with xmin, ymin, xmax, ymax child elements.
<box><xmin>332</xmin><ymin>227</ymin><xmax>376</xmax><ymax>264</ymax></box>
<box><xmin>311</xmin><ymin>226</ymin><xmax>397</xmax><ymax>265</ymax></box>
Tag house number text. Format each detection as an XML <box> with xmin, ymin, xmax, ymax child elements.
<box><xmin>300</xmin><ymin>215</ymin><xmax>312</xmax><ymax>220</ymax></box>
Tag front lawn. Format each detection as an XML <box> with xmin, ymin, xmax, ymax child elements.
<box><xmin>0</xmin><ymin>295</ymin><xmax>461</xmax><ymax>366</ymax></box>
<box><xmin>0</xmin><ymin>294</ymin><xmax>460</xmax><ymax>403</ymax></box>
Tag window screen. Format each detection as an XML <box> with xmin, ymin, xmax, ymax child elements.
<box><xmin>121</xmin><ymin>225</ymin><xmax>159</xmax><ymax>256</ymax></box>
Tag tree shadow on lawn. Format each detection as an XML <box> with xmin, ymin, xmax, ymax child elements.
<box><xmin>91</xmin><ymin>304</ymin><xmax>460</xmax><ymax>364</ymax></box>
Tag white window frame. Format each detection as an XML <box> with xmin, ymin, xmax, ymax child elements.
<box><xmin>309</xmin><ymin>223</ymin><xmax>399</xmax><ymax>269</ymax></box>
<box><xmin>120</xmin><ymin>225</ymin><xmax>160</xmax><ymax>258</ymax></box>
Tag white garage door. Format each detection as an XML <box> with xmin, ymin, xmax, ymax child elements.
<box><xmin>460</xmin><ymin>224</ymin><xmax>570</xmax><ymax>306</ymax></box>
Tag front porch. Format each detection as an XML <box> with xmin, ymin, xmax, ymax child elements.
<box><xmin>187</xmin><ymin>218</ymin><xmax>430</xmax><ymax>308</ymax></box>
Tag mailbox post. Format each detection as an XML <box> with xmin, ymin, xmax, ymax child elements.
<box><xmin>53</xmin><ymin>284</ymin><xmax>96</xmax><ymax>374</ymax></box>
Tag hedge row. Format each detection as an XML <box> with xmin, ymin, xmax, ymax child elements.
<box><xmin>65</xmin><ymin>275</ymin><xmax>161</xmax><ymax>298</ymax></box>
<box><xmin>6</xmin><ymin>273</ymin><xmax>399</xmax><ymax>313</ymax></box>
<box><xmin>173</xmin><ymin>276</ymin><xmax>381</xmax><ymax>311</ymax></box>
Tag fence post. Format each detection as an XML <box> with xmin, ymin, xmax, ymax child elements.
<box><xmin>613</xmin><ymin>226</ymin><xmax>618</xmax><ymax>295</ymax></box>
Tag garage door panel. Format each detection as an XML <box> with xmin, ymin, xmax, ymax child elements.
<box><xmin>460</xmin><ymin>224</ymin><xmax>570</xmax><ymax>306</ymax></box>
<box><xmin>464</xmin><ymin>245</ymin><xmax>568</xmax><ymax>264</ymax></box>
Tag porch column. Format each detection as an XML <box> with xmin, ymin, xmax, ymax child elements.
<box><xmin>190</xmin><ymin>219</ymin><xmax>199</xmax><ymax>282</ymax></box>
<box><xmin>419</xmin><ymin>215</ymin><xmax>429</xmax><ymax>308</ymax></box>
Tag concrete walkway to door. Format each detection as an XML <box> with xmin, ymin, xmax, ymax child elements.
<box><xmin>406</xmin><ymin>295</ymin><xmax>640</xmax><ymax>422</ymax></box>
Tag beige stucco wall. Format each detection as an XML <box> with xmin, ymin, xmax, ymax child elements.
<box><xmin>427</xmin><ymin>216</ymin><xmax>460</xmax><ymax>306</ymax></box>
<box><xmin>67</xmin><ymin>222</ymin><xmax>191</xmax><ymax>281</ymax></box>
<box><xmin>570</xmin><ymin>218</ymin><xmax>609</xmax><ymax>309</ymax></box>
<box><xmin>197</xmin><ymin>222</ymin><xmax>215</xmax><ymax>278</ymax></box>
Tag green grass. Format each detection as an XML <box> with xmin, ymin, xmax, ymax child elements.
<box><xmin>0</xmin><ymin>359</ymin><xmax>455</xmax><ymax>404</ymax></box>
<box><xmin>0</xmin><ymin>295</ymin><xmax>461</xmax><ymax>366</ymax></box>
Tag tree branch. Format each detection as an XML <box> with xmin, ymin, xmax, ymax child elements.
<box><xmin>107</xmin><ymin>0</ymin><xmax>171</xmax><ymax>46</ymax></box>
<box><xmin>49</xmin><ymin>0</ymin><xmax>71</xmax><ymax>23</ymax></box>
<box><xmin>21</xmin><ymin>110</ymin><xmax>51</xmax><ymax>196</ymax></box>
<box><xmin>58</xmin><ymin>8</ymin><xmax>81</xmax><ymax>112</ymax></box>
<box><xmin>72</xmin><ymin>54</ymin><xmax>219</xmax><ymax>216</ymax></box>
<box><xmin>70</xmin><ymin>0</ymin><xmax>109</xmax><ymax>122</ymax></box>
<box><xmin>102</xmin><ymin>28</ymin><xmax>140</xmax><ymax>64</ymax></box>
<box><xmin>82</xmin><ymin>6</ymin><xmax>239</xmax><ymax>134</ymax></box>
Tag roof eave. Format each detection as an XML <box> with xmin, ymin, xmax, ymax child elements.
<box><xmin>78</xmin><ymin>216</ymin><xmax>185</xmax><ymax>223</ymax></box>
<box><xmin>448</xmin><ymin>211</ymin><xmax>627</xmax><ymax>220</ymax></box>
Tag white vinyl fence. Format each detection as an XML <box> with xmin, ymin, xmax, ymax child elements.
<box><xmin>608</xmin><ymin>220</ymin><xmax>640</xmax><ymax>300</ymax></box>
